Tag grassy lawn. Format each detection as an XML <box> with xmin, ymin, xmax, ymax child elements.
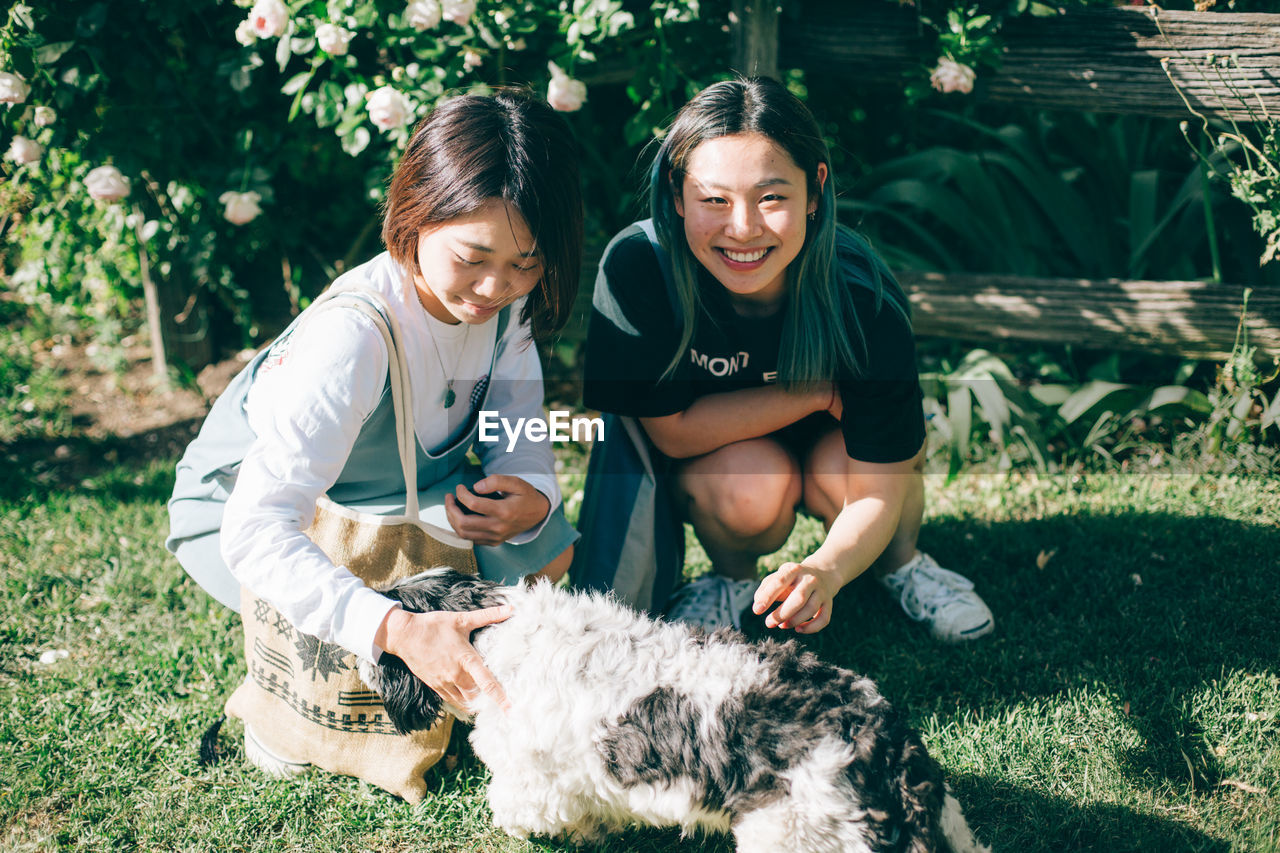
<box><xmin>1</xmin><ymin>449</ymin><xmax>1278</xmax><ymax>852</ymax></box>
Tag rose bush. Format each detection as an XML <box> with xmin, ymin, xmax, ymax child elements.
<box><xmin>1</xmin><ymin>0</ymin><xmax>724</xmax><ymax>371</ymax></box>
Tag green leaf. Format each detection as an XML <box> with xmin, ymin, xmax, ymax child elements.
<box><xmin>1059</xmin><ymin>380</ymin><xmax>1131</xmax><ymax>425</ymax></box>
<box><xmin>1029</xmin><ymin>2</ymin><xmax>1060</xmax><ymax>16</ymax></box>
<box><xmin>281</xmin><ymin>71</ymin><xmax>312</xmax><ymax>96</ymax></box>
<box><xmin>35</xmin><ymin>41</ymin><xmax>75</xmax><ymax>65</ymax></box>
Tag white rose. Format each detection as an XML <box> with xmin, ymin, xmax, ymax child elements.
<box><xmin>442</xmin><ymin>0</ymin><xmax>476</xmax><ymax>25</ymax></box>
<box><xmin>404</xmin><ymin>0</ymin><xmax>441</xmax><ymax>31</ymax></box>
<box><xmin>316</xmin><ymin>23</ymin><xmax>354</xmax><ymax>55</ymax></box>
<box><xmin>235</xmin><ymin>18</ymin><xmax>259</xmax><ymax>45</ymax></box>
<box><xmin>85</xmin><ymin>165</ymin><xmax>131</xmax><ymax>202</ymax></box>
<box><xmin>546</xmin><ymin>62</ymin><xmax>586</xmax><ymax>112</ymax></box>
<box><xmin>32</xmin><ymin>106</ymin><xmax>57</xmax><ymax>127</ymax></box>
<box><xmin>930</xmin><ymin>57</ymin><xmax>976</xmax><ymax>95</ymax></box>
<box><xmin>5</xmin><ymin>135</ymin><xmax>42</xmax><ymax>165</ymax></box>
<box><xmin>367</xmin><ymin>85</ymin><xmax>410</xmax><ymax>131</ymax></box>
<box><xmin>0</xmin><ymin>71</ymin><xmax>30</xmax><ymax>105</ymax></box>
<box><xmin>249</xmin><ymin>0</ymin><xmax>289</xmax><ymax>39</ymax></box>
<box><xmin>507</xmin><ymin>37</ymin><xmax>526</xmax><ymax>51</ymax></box>
<box><xmin>219</xmin><ymin>190</ymin><xmax>263</xmax><ymax>225</ymax></box>
<box><xmin>463</xmin><ymin>49</ymin><xmax>483</xmax><ymax>72</ymax></box>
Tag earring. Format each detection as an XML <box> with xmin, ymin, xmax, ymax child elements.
<box><xmin>808</xmin><ymin>210</ymin><xmax>816</xmax><ymax>221</ymax></box>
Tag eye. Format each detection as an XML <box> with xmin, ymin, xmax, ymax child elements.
<box><xmin>761</xmin><ymin>193</ymin><xmax>786</xmax><ymax>202</ymax></box>
<box><xmin>513</xmin><ymin>260</ymin><xmax>540</xmax><ymax>273</ymax></box>
<box><xmin>454</xmin><ymin>253</ymin><xmax>483</xmax><ymax>266</ymax></box>
<box><xmin>701</xmin><ymin>196</ymin><xmax>728</xmax><ymax>206</ymax></box>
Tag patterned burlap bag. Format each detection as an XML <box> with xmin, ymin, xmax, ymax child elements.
<box><xmin>225</xmin><ymin>293</ymin><xmax>474</xmax><ymax>802</ymax></box>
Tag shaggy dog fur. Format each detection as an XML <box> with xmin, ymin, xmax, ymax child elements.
<box><xmin>358</xmin><ymin>569</ymin><xmax>991</xmax><ymax>853</ymax></box>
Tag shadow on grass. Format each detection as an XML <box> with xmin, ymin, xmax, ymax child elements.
<box><xmin>0</xmin><ymin>418</ymin><xmax>198</xmax><ymax>504</ymax></box>
<box><xmin>955</xmin><ymin>773</ymin><xmax>1229</xmax><ymax>853</ymax></box>
<box><xmin>774</xmin><ymin>505</ymin><xmax>1280</xmax><ymax>807</ymax></box>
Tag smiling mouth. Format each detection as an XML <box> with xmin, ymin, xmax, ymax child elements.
<box><xmin>717</xmin><ymin>247</ymin><xmax>772</xmax><ymax>265</ymax></box>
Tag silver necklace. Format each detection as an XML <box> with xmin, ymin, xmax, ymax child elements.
<box><xmin>426</xmin><ymin>325</ymin><xmax>469</xmax><ymax>408</ymax></box>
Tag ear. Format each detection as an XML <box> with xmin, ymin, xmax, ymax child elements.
<box><xmin>671</xmin><ymin>179</ymin><xmax>685</xmax><ymax>219</ymax></box>
<box><xmin>358</xmin><ymin>653</ymin><xmax>444</xmax><ymax>735</ymax></box>
<box><xmin>808</xmin><ymin>162</ymin><xmax>829</xmax><ymax>217</ymax></box>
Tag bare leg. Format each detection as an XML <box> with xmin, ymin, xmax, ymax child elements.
<box><xmin>525</xmin><ymin>544</ymin><xmax>573</xmax><ymax>585</ymax></box>
<box><xmin>803</xmin><ymin>429</ymin><xmax>926</xmax><ymax>579</ymax></box>
<box><xmin>673</xmin><ymin>438</ymin><xmax>803</xmax><ymax>581</ymax></box>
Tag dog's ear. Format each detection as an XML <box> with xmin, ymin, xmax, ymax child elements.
<box><xmin>357</xmin><ymin>652</ymin><xmax>443</xmax><ymax>735</ymax></box>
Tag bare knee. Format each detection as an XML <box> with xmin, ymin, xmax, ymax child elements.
<box><xmin>679</xmin><ymin>440</ymin><xmax>802</xmax><ymax>538</ymax></box>
<box><xmin>526</xmin><ymin>544</ymin><xmax>573</xmax><ymax>586</ymax></box>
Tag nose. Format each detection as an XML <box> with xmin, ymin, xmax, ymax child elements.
<box><xmin>725</xmin><ymin>203</ymin><xmax>763</xmax><ymax>241</ymax></box>
<box><xmin>473</xmin><ymin>272</ymin><xmax>506</xmax><ymax>301</ymax></box>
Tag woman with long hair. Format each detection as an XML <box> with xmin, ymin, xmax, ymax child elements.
<box><xmin>581</xmin><ymin>77</ymin><xmax>992</xmax><ymax>641</ymax></box>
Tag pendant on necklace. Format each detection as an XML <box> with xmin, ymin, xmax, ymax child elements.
<box><xmin>443</xmin><ymin>386</ymin><xmax>457</xmax><ymax>409</ymax></box>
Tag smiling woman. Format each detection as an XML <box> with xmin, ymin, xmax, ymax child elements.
<box><xmin>578</xmin><ymin>77</ymin><xmax>995</xmax><ymax>644</ymax></box>
<box><xmin>164</xmin><ymin>89</ymin><xmax>584</xmax><ymax>791</ymax></box>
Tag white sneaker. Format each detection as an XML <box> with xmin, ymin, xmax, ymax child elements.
<box><xmin>664</xmin><ymin>574</ymin><xmax>760</xmax><ymax>632</ymax></box>
<box><xmin>243</xmin><ymin>723</ymin><xmax>310</xmax><ymax>777</ymax></box>
<box><xmin>880</xmin><ymin>553</ymin><xmax>994</xmax><ymax>642</ymax></box>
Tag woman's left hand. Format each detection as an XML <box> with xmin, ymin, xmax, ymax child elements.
<box><xmin>752</xmin><ymin>561</ymin><xmax>843</xmax><ymax>634</ymax></box>
<box><xmin>445</xmin><ymin>475</ymin><xmax>550</xmax><ymax>546</ymax></box>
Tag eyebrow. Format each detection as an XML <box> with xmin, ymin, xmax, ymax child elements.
<box><xmin>692</xmin><ymin>177</ymin><xmax>795</xmax><ymax>192</ymax></box>
<box><xmin>458</xmin><ymin>241</ymin><xmax>539</xmax><ymax>258</ymax></box>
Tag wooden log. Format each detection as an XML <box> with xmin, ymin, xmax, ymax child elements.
<box><xmin>782</xmin><ymin>1</ymin><xmax>1280</xmax><ymax>121</ymax></box>
<box><xmin>897</xmin><ymin>270</ymin><xmax>1280</xmax><ymax>361</ymax></box>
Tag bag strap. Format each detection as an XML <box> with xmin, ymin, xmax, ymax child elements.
<box><xmin>309</xmin><ymin>290</ymin><xmax>422</xmax><ymax>519</ymax></box>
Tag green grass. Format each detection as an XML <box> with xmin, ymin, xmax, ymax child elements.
<box><xmin>1</xmin><ymin>456</ymin><xmax>1278</xmax><ymax>852</ymax></box>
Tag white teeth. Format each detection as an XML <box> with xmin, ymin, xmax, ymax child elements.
<box><xmin>722</xmin><ymin>248</ymin><xmax>768</xmax><ymax>263</ymax></box>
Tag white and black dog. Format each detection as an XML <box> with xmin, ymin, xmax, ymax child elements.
<box><xmin>359</xmin><ymin>569</ymin><xmax>991</xmax><ymax>853</ymax></box>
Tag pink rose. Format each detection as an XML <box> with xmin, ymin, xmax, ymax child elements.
<box><xmin>85</xmin><ymin>165</ymin><xmax>130</xmax><ymax>202</ymax></box>
<box><xmin>546</xmin><ymin>62</ymin><xmax>586</xmax><ymax>112</ymax></box>
<box><xmin>404</xmin><ymin>0</ymin><xmax>441</xmax><ymax>31</ymax></box>
<box><xmin>219</xmin><ymin>190</ymin><xmax>263</xmax><ymax>225</ymax></box>
<box><xmin>5</xmin><ymin>135</ymin><xmax>42</xmax><ymax>165</ymax></box>
<box><xmin>0</xmin><ymin>71</ymin><xmax>30</xmax><ymax>105</ymax></box>
<box><xmin>249</xmin><ymin>0</ymin><xmax>289</xmax><ymax>39</ymax></box>
<box><xmin>316</xmin><ymin>23</ymin><xmax>354</xmax><ymax>55</ymax></box>
<box><xmin>442</xmin><ymin>0</ymin><xmax>476</xmax><ymax>26</ymax></box>
<box><xmin>367</xmin><ymin>86</ymin><xmax>410</xmax><ymax>131</ymax></box>
<box><xmin>930</xmin><ymin>58</ymin><xmax>976</xmax><ymax>95</ymax></box>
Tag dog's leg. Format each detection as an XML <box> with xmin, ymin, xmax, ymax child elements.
<box><xmin>731</xmin><ymin>799</ymin><xmax>868</xmax><ymax>853</ymax></box>
<box><xmin>938</xmin><ymin>788</ymin><xmax>992</xmax><ymax>853</ymax></box>
<box><xmin>486</xmin><ymin>768</ymin><xmax>597</xmax><ymax>842</ymax></box>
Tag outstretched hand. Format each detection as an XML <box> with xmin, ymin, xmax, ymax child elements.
<box><xmin>445</xmin><ymin>475</ymin><xmax>550</xmax><ymax>546</ymax></box>
<box><xmin>752</xmin><ymin>561</ymin><xmax>843</xmax><ymax>634</ymax></box>
<box><xmin>377</xmin><ymin>605</ymin><xmax>513</xmax><ymax>714</ymax></box>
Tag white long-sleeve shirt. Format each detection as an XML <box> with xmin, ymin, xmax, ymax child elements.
<box><xmin>220</xmin><ymin>253</ymin><xmax>559</xmax><ymax>661</ymax></box>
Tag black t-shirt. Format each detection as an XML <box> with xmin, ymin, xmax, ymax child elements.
<box><xmin>583</xmin><ymin>222</ymin><xmax>926</xmax><ymax>464</ymax></box>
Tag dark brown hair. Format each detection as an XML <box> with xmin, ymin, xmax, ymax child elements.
<box><xmin>383</xmin><ymin>88</ymin><xmax>583</xmax><ymax>337</ymax></box>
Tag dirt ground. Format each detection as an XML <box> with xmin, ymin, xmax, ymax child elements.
<box><xmin>9</xmin><ymin>339</ymin><xmax>246</xmax><ymax>488</ymax></box>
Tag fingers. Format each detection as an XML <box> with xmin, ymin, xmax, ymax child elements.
<box><xmin>456</xmin><ymin>604</ymin><xmax>514</xmax><ymax>630</ymax></box>
<box><xmin>470</xmin><ymin>474</ymin><xmax>528</xmax><ymax>497</ymax></box>
<box><xmin>753</xmin><ymin>562</ymin><xmax>802</xmax><ymax>615</ymax></box>
<box><xmin>445</xmin><ymin>492</ymin><xmax>505</xmax><ymax>546</ymax></box>
<box><xmin>754</xmin><ymin>562</ymin><xmax>834</xmax><ymax>633</ymax></box>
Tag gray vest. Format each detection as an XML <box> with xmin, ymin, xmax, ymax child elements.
<box><xmin>166</xmin><ymin>290</ymin><xmax>510</xmax><ymax>549</ymax></box>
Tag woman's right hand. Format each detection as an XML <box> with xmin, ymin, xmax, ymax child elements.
<box><xmin>375</xmin><ymin>605</ymin><xmax>513</xmax><ymax>714</ymax></box>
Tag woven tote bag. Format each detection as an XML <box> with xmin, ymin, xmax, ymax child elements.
<box><xmin>225</xmin><ymin>291</ymin><xmax>476</xmax><ymax>802</ymax></box>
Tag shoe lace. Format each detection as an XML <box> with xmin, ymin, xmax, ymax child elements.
<box><xmin>667</xmin><ymin>576</ymin><xmax>754</xmax><ymax>630</ymax></box>
<box><xmin>898</xmin><ymin>563</ymin><xmax>975</xmax><ymax>622</ymax></box>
